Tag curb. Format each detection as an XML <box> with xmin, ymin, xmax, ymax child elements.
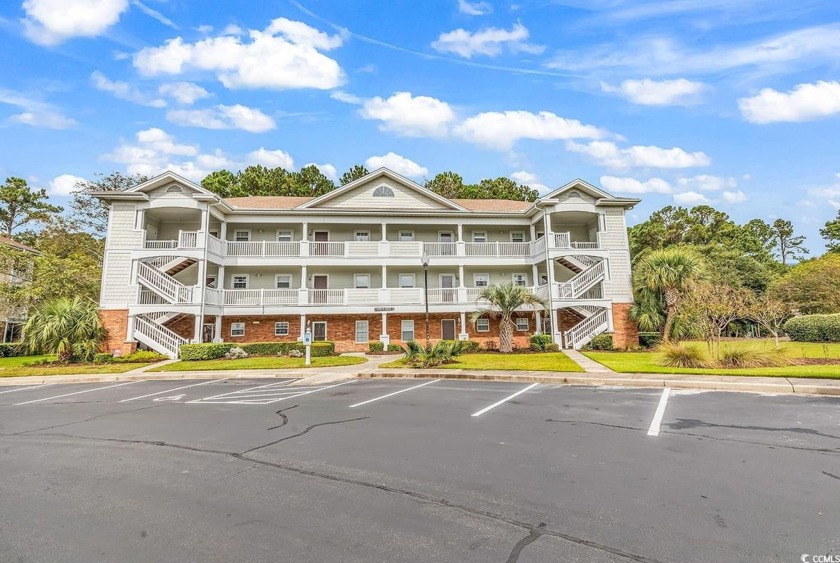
<box><xmin>363</xmin><ymin>370</ymin><xmax>840</xmax><ymax>396</ymax></box>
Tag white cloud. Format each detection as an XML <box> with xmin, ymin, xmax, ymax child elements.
<box><xmin>133</xmin><ymin>17</ymin><xmax>344</xmax><ymax>90</ymax></box>
<box><xmin>365</xmin><ymin>153</ymin><xmax>428</xmax><ymax>178</ymax></box>
<box><xmin>306</xmin><ymin>162</ymin><xmax>338</xmax><ymax>181</ymax></box>
<box><xmin>722</xmin><ymin>190</ymin><xmax>749</xmax><ymax>203</ymax></box>
<box><xmin>600</xmin><ymin>78</ymin><xmax>707</xmax><ymax>106</ymax></box>
<box><xmin>330</xmin><ymin>91</ymin><xmax>363</xmax><ymax>105</ymax></box>
<box><xmin>48</xmin><ymin>174</ymin><xmax>86</xmax><ymax>196</ymax></box>
<box><xmin>458</xmin><ymin>0</ymin><xmax>492</xmax><ymax>15</ymax></box>
<box><xmin>738</xmin><ymin>80</ymin><xmax>840</xmax><ymax>124</ymax></box>
<box><xmin>673</xmin><ymin>191</ymin><xmax>710</xmax><ymax>205</ymax></box>
<box><xmin>0</xmin><ymin>88</ymin><xmax>76</xmax><ymax>129</ymax></box>
<box><xmin>806</xmin><ymin>174</ymin><xmax>840</xmax><ymax>209</ymax></box>
<box><xmin>247</xmin><ymin>148</ymin><xmax>295</xmax><ymax>169</ymax></box>
<box><xmin>600</xmin><ymin>176</ymin><xmax>672</xmax><ymax>194</ymax></box>
<box><xmin>166</xmin><ymin>104</ymin><xmax>276</xmax><ymax>133</ymax></box>
<box><xmin>360</xmin><ymin>92</ymin><xmax>455</xmax><ymax>137</ymax></box>
<box><xmin>91</xmin><ymin>71</ymin><xmax>166</xmax><ymax>107</ymax></box>
<box><xmin>548</xmin><ymin>24</ymin><xmax>840</xmax><ymax>76</ymax></box>
<box><xmin>566</xmin><ymin>140</ymin><xmax>711</xmax><ymax>169</ymax></box>
<box><xmin>431</xmin><ymin>23</ymin><xmax>544</xmax><ymax>58</ymax></box>
<box><xmin>676</xmin><ymin>174</ymin><xmax>737</xmax><ymax>191</ymax></box>
<box><xmin>510</xmin><ymin>170</ymin><xmax>549</xmax><ymax>192</ymax></box>
<box><xmin>455</xmin><ymin>111</ymin><xmax>608</xmax><ymax>150</ymax></box>
<box><xmin>158</xmin><ymin>82</ymin><xmax>211</xmax><ymax>105</ymax></box>
<box><xmin>22</xmin><ymin>0</ymin><xmax>129</xmax><ymax>45</ymax></box>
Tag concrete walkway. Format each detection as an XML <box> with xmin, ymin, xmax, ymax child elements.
<box><xmin>561</xmin><ymin>348</ymin><xmax>616</xmax><ymax>373</ymax></box>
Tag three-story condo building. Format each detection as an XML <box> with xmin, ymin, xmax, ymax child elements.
<box><xmin>94</xmin><ymin>168</ymin><xmax>640</xmax><ymax>358</ymax></box>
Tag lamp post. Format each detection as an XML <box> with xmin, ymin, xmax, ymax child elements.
<box><xmin>421</xmin><ymin>253</ymin><xmax>430</xmax><ymax>348</ymax></box>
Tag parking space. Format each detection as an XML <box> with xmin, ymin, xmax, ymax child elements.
<box><xmin>1</xmin><ymin>375</ymin><xmax>839</xmax><ymax>562</ymax></box>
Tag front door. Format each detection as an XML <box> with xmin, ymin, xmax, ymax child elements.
<box><xmin>312</xmin><ymin>275</ymin><xmax>328</xmax><ymax>303</ymax></box>
<box><xmin>313</xmin><ymin>231</ymin><xmax>329</xmax><ymax>255</ymax></box>
<box><xmin>439</xmin><ymin>232</ymin><xmax>454</xmax><ymax>255</ymax></box>
<box><xmin>202</xmin><ymin>323</ymin><xmax>215</xmax><ymax>343</ymax></box>
<box><xmin>441</xmin><ymin>319</ymin><xmax>456</xmax><ymax>341</ymax></box>
<box><xmin>312</xmin><ymin>321</ymin><xmax>327</xmax><ymax>342</ymax></box>
<box><xmin>440</xmin><ymin>274</ymin><xmax>456</xmax><ymax>302</ymax></box>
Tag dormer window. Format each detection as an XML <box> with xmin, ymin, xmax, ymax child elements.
<box><xmin>166</xmin><ymin>185</ymin><xmax>183</xmax><ymax>193</ymax></box>
<box><xmin>373</xmin><ymin>185</ymin><xmax>395</xmax><ymax>197</ymax></box>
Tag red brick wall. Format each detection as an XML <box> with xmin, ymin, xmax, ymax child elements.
<box><xmin>556</xmin><ymin>309</ymin><xmax>585</xmax><ymax>332</ymax></box>
<box><xmin>166</xmin><ymin>315</ymin><xmax>195</xmax><ymax>340</ymax></box>
<box><xmin>611</xmin><ymin>302</ymin><xmax>639</xmax><ymax>349</ymax></box>
<box><xmin>99</xmin><ymin>309</ymin><xmax>137</xmax><ymax>356</ymax></box>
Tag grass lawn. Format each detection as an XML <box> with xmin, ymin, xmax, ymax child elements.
<box><xmin>0</xmin><ymin>355</ymin><xmax>154</xmax><ymax>378</ymax></box>
<box><xmin>584</xmin><ymin>339</ymin><xmax>840</xmax><ymax>379</ymax></box>
<box><xmin>149</xmin><ymin>355</ymin><xmax>368</xmax><ymax>372</ymax></box>
<box><xmin>380</xmin><ymin>352</ymin><xmax>584</xmax><ymax>372</ymax></box>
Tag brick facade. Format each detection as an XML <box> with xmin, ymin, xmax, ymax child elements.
<box><xmin>611</xmin><ymin>302</ymin><xmax>639</xmax><ymax>349</ymax></box>
<box><xmin>99</xmin><ymin>309</ymin><xmax>137</xmax><ymax>356</ymax></box>
<box><xmin>555</xmin><ymin>308</ymin><xmax>585</xmax><ymax>332</ymax></box>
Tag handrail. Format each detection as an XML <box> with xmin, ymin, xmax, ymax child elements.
<box><xmin>135</xmin><ymin>315</ymin><xmax>188</xmax><ymax>357</ymax></box>
<box><xmin>563</xmin><ymin>308</ymin><xmax>608</xmax><ymax>349</ymax></box>
<box><xmin>137</xmin><ymin>262</ymin><xmax>194</xmax><ymax>304</ymax></box>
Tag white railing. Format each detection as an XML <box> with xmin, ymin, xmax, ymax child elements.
<box><xmin>533</xmin><ymin>284</ymin><xmax>550</xmax><ymax>302</ymax></box>
<box><xmin>389</xmin><ymin>288</ymin><xmax>424</xmax><ymax>304</ymax></box>
<box><xmin>310</xmin><ymin>242</ymin><xmax>345</xmax><ymax>257</ymax></box>
<box><xmin>138</xmin><ymin>289</ymin><xmax>168</xmax><ymax>305</ymax></box>
<box><xmin>135</xmin><ymin>315</ymin><xmax>188</xmax><ymax>358</ymax></box>
<box><xmin>531</xmin><ymin>237</ymin><xmax>546</xmax><ymax>256</ymax></box>
<box><xmin>552</xmin><ymin>232</ymin><xmax>600</xmax><ymax>250</ymax></box>
<box><xmin>427</xmin><ymin>288</ymin><xmax>459</xmax><ymax>304</ymax></box>
<box><xmin>463</xmin><ymin>242</ymin><xmax>530</xmax><ymax>257</ymax></box>
<box><xmin>465</xmin><ymin>288</ymin><xmax>484</xmax><ymax>302</ymax></box>
<box><xmin>227</xmin><ymin>241</ymin><xmax>264</xmax><ymax>256</ymax></box>
<box><xmin>144</xmin><ymin>240</ymin><xmax>177</xmax><ymax>249</ymax></box>
<box><xmin>563</xmin><ymin>308</ymin><xmax>609</xmax><ymax>349</ymax></box>
<box><xmin>308</xmin><ymin>289</ymin><xmax>344</xmax><ymax>304</ymax></box>
<box><xmin>423</xmin><ymin>242</ymin><xmax>457</xmax><ymax>256</ymax></box>
<box><xmin>204</xmin><ymin>287</ymin><xmax>224</xmax><ymax>306</ymax></box>
<box><xmin>555</xmin><ymin>260</ymin><xmax>605</xmax><ymax>300</ymax></box>
<box><xmin>263</xmin><ymin>289</ymin><xmax>300</xmax><ymax>306</ymax></box>
<box><xmin>554</xmin><ymin>232</ymin><xmax>571</xmax><ymax>249</ymax></box>
<box><xmin>137</xmin><ymin>262</ymin><xmax>194</xmax><ymax>304</ymax></box>
<box><xmin>390</xmin><ymin>242</ymin><xmax>422</xmax><ymax>256</ymax></box>
<box><xmin>346</xmin><ymin>242</ymin><xmax>379</xmax><ymax>256</ymax></box>
<box><xmin>179</xmin><ymin>231</ymin><xmax>199</xmax><ymax>248</ymax></box>
<box><xmin>346</xmin><ymin>288</ymin><xmax>380</xmax><ymax>304</ymax></box>
<box><xmin>207</xmin><ymin>235</ymin><xmax>224</xmax><ymax>256</ymax></box>
<box><xmin>264</xmin><ymin>242</ymin><xmax>300</xmax><ymax>257</ymax></box>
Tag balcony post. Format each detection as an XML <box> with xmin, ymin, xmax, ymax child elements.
<box><xmin>299</xmin><ymin>314</ymin><xmax>307</xmax><ymax>340</ymax></box>
<box><xmin>300</xmin><ymin>222</ymin><xmax>309</xmax><ymax>256</ymax></box>
<box><xmin>535</xmin><ymin>311</ymin><xmax>542</xmax><ymax>334</ymax></box>
<box><xmin>459</xmin><ymin>311</ymin><xmax>468</xmax><ymax>341</ymax></box>
<box><xmin>126</xmin><ymin>314</ymin><xmax>135</xmax><ymax>342</ymax></box>
<box><xmin>214</xmin><ymin>315</ymin><xmax>223</xmax><ymax>342</ymax></box>
<box><xmin>381</xmin><ymin>265</ymin><xmax>387</xmax><ymax>288</ymax></box>
<box><xmin>381</xmin><ymin>222</ymin><xmax>387</xmax><ymax>241</ymax></box>
<box><xmin>261</xmin><ymin>240</ymin><xmax>266</xmax><ymax>256</ymax></box>
<box><xmin>260</xmin><ymin>288</ymin><xmax>265</xmax><ymax>307</ymax></box>
<box><xmin>298</xmin><ymin>288</ymin><xmax>308</xmax><ymax>306</ymax></box>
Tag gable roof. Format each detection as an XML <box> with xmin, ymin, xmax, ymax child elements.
<box><xmin>451</xmin><ymin>199</ymin><xmax>534</xmax><ymax>213</ymax></box>
<box><xmin>0</xmin><ymin>236</ymin><xmax>38</xmax><ymax>254</ymax></box>
<box><xmin>296</xmin><ymin>168</ymin><xmax>467</xmax><ymax>211</ymax></box>
<box><xmin>542</xmin><ymin>178</ymin><xmax>614</xmax><ymax>200</ymax></box>
<box><xmin>90</xmin><ymin>170</ymin><xmax>222</xmax><ymax>202</ymax></box>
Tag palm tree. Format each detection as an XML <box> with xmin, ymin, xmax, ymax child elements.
<box><xmin>471</xmin><ymin>283</ymin><xmax>545</xmax><ymax>353</ymax></box>
<box><xmin>632</xmin><ymin>247</ymin><xmax>705</xmax><ymax>342</ymax></box>
<box><xmin>23</xmin><ymin>297</ymin><xmax>105</xmax><ymax>362</ymax></box>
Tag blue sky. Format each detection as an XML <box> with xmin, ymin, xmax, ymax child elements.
<box><xmin>1</xmin><ymin>0</ymin><xmax>839</xmax><ymax>251</ymax></box>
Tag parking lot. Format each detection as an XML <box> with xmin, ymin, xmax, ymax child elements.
<box><xmin>1</xmin><ymin>376</ymin><xmax>838</xmax><ymax>562</ymax></box>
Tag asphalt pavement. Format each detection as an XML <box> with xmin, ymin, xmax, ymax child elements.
<box><xmin>0</xmin><ymin>377</ymin><xmax>838</xmax><ymax>562</ymax></box>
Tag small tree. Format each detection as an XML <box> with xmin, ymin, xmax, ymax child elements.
<box><xmin>470</xmin><ymin>283</ymin><xmax>544</xmax><ymax>353</ymax></box>
<box><xmin>748</xmin><ymin>294</ymin><xmax>792</xmax><ymax>348</ymax></box>
<box><xmin>682</xmin><ymin>282</ymin><xmax>751</xmax><ymax>358</ymax></box>
<box><xmin>23</xmin><ymin>297</ymin><xmax>105</xmax><ymax>362</ymax></box>
<box><xmin>339</xmin><ymin>165</ymin><xmax>369</xmax><ymax>185</ymax></box>
<box><xmin>820</xmin><ymin>210</ymin><xmax>840</xmax><ymax>253</ymax></box>
<box><xmin>0</xmin><ymin>177</ymin><xmax>63</xmax><ymax>237</ymax></box>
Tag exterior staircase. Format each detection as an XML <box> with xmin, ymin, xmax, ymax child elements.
<box><xmin>137</xmin><ymin>261</ymin><xmax>196</xmax><ymax>304</ymax></box>
<box><xmin>562</xmin><ymin>307</ymin><xmax>609</xmax><ymax>350</ymax></box>
<box><xmin>134</xmin><ymin>314</ymin><xmax>188</xmax><ymax>359</ymax></box>
<box><xmin>555</xmin><ymin>257</ymin><xmax>605</xmax><ymax>299</ymax></box>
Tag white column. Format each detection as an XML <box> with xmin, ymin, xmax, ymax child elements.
<box><xmin>193</xmin><ymin>315</ymin><xmax>202</xmax><ymax>342</ymax></box>
<box><xmin>301</xmin><ymin>222</ymin><xmax>309</xmax><ymax>240</ymax></box>
<box><xmin>457</xmin><ymin>224</ymin><xmax>464</xmax><ymax>242</ymax></box>
<box><xmin>529</xmin><ymin>223</ymin><xmax>536</xmax><ymax>240</ymax></box>
<box><xmin>126</xmin><ymin>314</ymin><xmax>135</xmax><ymax>341</ymax></box>
<box><xmin>214</xmin><ymin>315</ymin><xmax>222</xmax><ymax>342</ymax></box>
<box><xmin>531</xmin><ymin>263</ymin><xmax>539</xmax><ymax>285</ymax></box>
<box><xmin>535</xmin><ymin>311</ymin><xmax>542</xmax><ymax>334</ymax></box>
<box><xmin>299</xmin><ymin>314</ymin><xmax>307</xmax><ymax>340</ymax></box>
<box><xmin>217</xmin><ymin>265</ymin><xmax>225</xmax><ymax>289</ymax></box>
<box><xmin>459</xmin><ymin>311</ymin><xmax>468</xmax><ymax>340</ymax></box>
<box><xmin>301</xmin><ymin>265</ymin><xmax>307</xmax><ymax>288</ymax></box>
<box><xmin>381</xmin><ymin>265</ymin><xmax>387</xmax><ymax>288</ymax></box>
<box><xmin>380</xmin><ymin>313</ymin><xmax>389</xmax><ymax>345</ymax></box>
<box><xmin>381</xmin><ymin>222</ymin><xmax>387</xmax><ymax>241</ymax></box>
<box><xmin>458</xmin><ymin>265</ymin><xmax>465</xmax><ymax>287</ymax></box>
<box><xmin>220</xmin><ymin>221</ymin><xmax>227</xmax><ymax>241</ymax></box>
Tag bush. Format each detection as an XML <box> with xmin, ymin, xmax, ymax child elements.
<box><xmin>180</xmin><ymin>343</ymin><xmax>235</xmax><ymax>361</ymax></box>
<box><xmin>639</xmin><ymin>332</ymin><xmax>661</xmax><ymax>349</ymax></box>
<box><xmin>369</xmin><ymin>341</ymin><xmax>384</xmax><ymax>353</ymax></box>
<box><xmin>113</xmin><ymin>350</ymin><xmax>168</xmax><ymax>364</ymax></box>
<box><xmin>545</xmin><ymin>343</ymin><xmax>560</xmax><ymax>352</ymax></box>
<box><xmin>530</xmin><ymin>333</ymin><xmax>553</xmax><ymax>352</ymax></box>
<box><xmin>93</xmin><ymin>353</ymin><xmax>114</xmax><ymax>364</ymax></box>
<box><xmin>784</xmin><ymin>314</ymin><xmax>840</xmax><ymax>342</ymax></box>
<box><xmin>585</xmin><ymin>334</ymin><xmax>613</xmax><ymax>351</ymax></box>
<box><xmin>657</xmin><ymin>342</ymin><xmax>708</xmax><ymax>368</ymax></box>
<box><xmin>386</xmin><ymin>344</ymin><xmax>402</xmax><ymax>353</ymax></box>
<box><xmin>241</xmin><ymin>342</ymin><xmax>288</xmax><ymax>356</ymax></box>
<box><xmin>0</xmin><ymin>343</ymin><xmax>22</xmax><ymax>357</ymax></box>
<box><xmin>225</xmin><ymin>347</ymin><xmax>249</xmax><ymax>359</ymax></box>
<box><xmin>402</xmin><ymin>340</ymin><xmax>466</xmax><ymax>368</ymax></box>
<box><xmin>718</xmin><ymin>346</ymin><xmax>787</xmax><ymax>368</ymax></box>
<box><xmin>458</xmin><ymin>340</ymin><xmax>481</xmax><ymax>353</ymax></box>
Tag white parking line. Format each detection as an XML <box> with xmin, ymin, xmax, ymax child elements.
<box><xmin>14</xmin><ymin>382</ymin><xmax>137</xmax><ymax>406</ymax></box>
<box><xmin>0</xmin><ymin>384</ymin><xmax>55</xmax><ymax>395</ymax></box>
<box><xmin>471</xmin><ymin>383</ymin><xmax>540</xmax><ymax>417</ymax></box>
<box><xmin>119</xmin><ymin>378</ymin><xmax>229</xmax><ymax>403</ymax></box>
<box><xmin>188</xmin><ymin>379</ymin><xmax>354</xmax><ymax>405</ymax></box>
<box><xmin>647</xmin><ymin>388</ymin><xmax>671</xmax><ymax>437</ymax></box>
<box><xmin>349</xmin><ymin>379</ymin><xmax>441</xmax><ymax>408</ymax></box>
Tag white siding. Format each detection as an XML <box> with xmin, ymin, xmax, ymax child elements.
<box><xmin>101</xmin><ymin>203</ymin><xmax>141</xmax><ymax>308</ymax></box>
<box><xmin>601</xmin><ymin>208</ymin><xmax>633</xmax><ymax>301</ymax></box>
<box><xmin>318</xmin><ymin>178</ymin><xmax>450</xmax><ymax>210</ymax></box>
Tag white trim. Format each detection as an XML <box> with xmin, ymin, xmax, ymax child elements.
<box><xmin>437</xmin><ymin>230</ymin><xmax>455</xmax><ymax>243</ymax></box>
<box><xmin>515</xmin><ymin>317</ymin><xmax>529</xmax><ymax>331</ymax></box>
<box><xmin>312</xmin><ymin>321</ymin><xmax>327</xmax><ymax>341</ymax></box>
<box><xmin>439</xmin><ymin>273</ymin><xmax>457</xmax><ymax>289</ymax></box>
<box><xmin>472</xmin><ymin>230</ymin><xmax>487</xmax><ymax>243</ymax></box>
<box><xmin>311</xmin><ymin>274</ymin><xmax>329</xmax><ymax>289</ymax></box>
<box><xmin>354</xmin><ymin>230</ymin><xmax>371</xmax><ymax>242</ymax></box>
<box><xmin>475</xmin><ymin>318</ymin><xmax>490</xmax><ymax>332</ymax></box>
<box><xmin>312</xmin><ymin>230</ymin><xmax>329</xmax><ymax>242</ymax></box>
<box><xmin>355</xmin><ymin>319</ymin><xmax>369</xmax><ymax>343</ymax></box>
<box><xmin>400</xmin><ymin>319</ymin><xmax>415</xmax><ymax>342</ymax></box>
<box><xmin>275</xmin><ymin>321</ymin><xmax>290</xmax><ymax>336</ymax></box>
<box><xmin>510</xmin><ymin>231</ymin><xmax>525</xmax><ymax>243</ymax></box>
<box><xmin>473</xmin><ymin>273</ymin><xmax>490</xmax><ymax>288</ymax></box>
<box><xmin>398</xmin><ymin>230</ymin><xmax>415</xmax><ymax>242</ymax></box>
<box><xmin>230</xmin><ymin>322</ymin><xmax>246</xmax><ymax>337</ymax></box>
<box><xmin>233</xmin><ymin>229</ymin><xmax>251</xmax><ymax>242</ymax></box>
<box><xmin>276</xmin><ymin>229</ymin><xmax>294</xmax><ymax>242</ymax></box>
<box><xmin>231</xmin><ymin>274</ymin><xmax>249</xmax><ymax>289</ymax></box>
<box><xmin>275</xmin><ymin>273</ymin><xmax>292</xmax><ymax>289</ymax></box>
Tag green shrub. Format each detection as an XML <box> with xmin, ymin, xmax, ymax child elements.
<box><xmin>545</xmin><ymin>343</ymin><xmax>560</xmax><ymax>352</ymax></box>
<box><xmin>529</xmin><ymin>333</ymin><xmax>553</xmax><ymax>351</ymax></box>
<box><xmin>113</xmin><ymin>350</ymin><xmax>168</xmax><ymax>363</ymax></box>
<box><xmin>241</xmin><ymin>342</ymin><xmax>289</xmax><ymax>356</ymax></box>
<box><xmin>369</xmin><ymin>341</ymin><xmax>384</xmax><ymax>353</ymax></box>
<box><xmin>0</xmin><ymin>343</ymin><xmax>22</xmax><ymax>357</ymax></box>
<box><xmin>402</xmin><ymin>340</ymin><xmax>466</xmax><ymax>368</ymax></box>
<box><xmin>657</xmin><ymin>342</ymin><xmax>708</xmax><ymax>368</ymax></box>
<box><xmin>585</xmin><ymin>334</ymin><xmax>613</xmax><ymax>351</ymax></box>
<box><xmin>718</xmin><ymin>346</ymin><xmax>787</xmax><ymax>368</ymax></box>
<box><xmin>638</xmin><ymin>332</ymin><xmax>661</xmax><ymax>349</ymax></box>
<box><xmin>93</xmin><ymin>353</ymin><xmax>114</xmax><ymax>364</ymax></box>
<box><xmin>784</xmin><ymin>314</ymin><xmax>840</xmax><ymax>342</ymax></box>
<box><xmin>180</xmin><ymin>343</ymin><xmax>235</xmax><ymax>361</ymax></box>
<box><xmin>386</xmin><ymin>344</ymin><xmax>402</xmax><ymax>353</ymax></box>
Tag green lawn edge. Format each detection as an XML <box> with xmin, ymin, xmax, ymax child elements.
<box><xmin>149</xmin><ymin>355</ymin><xmax>367</xmax><ymax>372</ymax></box>
<box><xmin>380</xmin><ymin>352</ymin><xmax>584</xmax><ymax>372</ymax></box>
<box><xmin>0</xmin><ymin>362</ymin><xmax>154</xmax><ymax>378</ymax></box>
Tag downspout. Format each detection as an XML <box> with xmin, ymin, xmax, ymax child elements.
<box><xmin>197</xmin><ymin>203</ymin><xmax>210</xmax><ymax>343</ymax></box>
<box><xmin>541</xmin><ymin>206</ymin><xmax>556</xmax><ymax>343</ymax></box>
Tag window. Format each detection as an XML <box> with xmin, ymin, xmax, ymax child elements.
<box><xmin>275</xmin><ymin>322</ymin><xmax>289</xmax><ymax>336</ymax></box>
<box><xmin>276</xmin><ymin>274</ymin><xmax>292</xmax><ymax>289</ymax></box>
<box><xmin>399</xmin><ymin>274</ymin><xmax>415</xmax><ymax>288</ymax></box>
<box><xmin>166</xmin><ymin>185</ymin><xmax>182</xmax><ymax>193</ymax></box>
<box><xmin>230</xmin><ymin>322</ymin><xmax>245</xmax><ymax>337</ymax></box>
<box><xmin>209</xmin><ymin>230</ymin><xmax>219</xmax><ymax>238</ymax></box>
<box><xmin>515</xmin><ymin>317</ymin><xmax>529</xmax><ymax>332</ymax></box>
<box><xmin>401</xmin><ymin>320</ymin><xmax>415</xmax><ymax>342</ymax></box>
<box><xmin>399</xmin><ymin>231</ymin><xmax>415</xmax><ymax>242</ymax></box>
<box><xmin>355</xmin><ymin>231</ymin><xmax>370</xmax><ymax>242</ymax></box>
<box><xmin>510</xmin><ymin>232</ymin><xmax>525</xmax><ymax>243</ymax></box>
<box><xmin>277</xmin><ymin>230</ymin><xmax>293</xmax><ymax>242</ymax></box>
<box><xmin>512</xmin><ymin>273</ymin><xmax>528</xmax><ymax>287</ymax></box>
<box><xmin>313</xmin><ymin>322</ymin><xmax>327</xmax><ymax>342</ymax></box>
<box><xmin>232</xmin><ymin>275</ymin><xmax>248</xmax><ymax>289</ymax></box>
<box><xmin>476</xmin><ymin>318</ymin><xmax>490</xmax><ymax>332</ymax></box>
<box><xmin>355</xmin><ymin>320</ymin><xmax>369</xmax><ymax>343</ymax></box>
<box><xmin>234</xmin><ymin>230</ymin><xmax>250</xmax><ymax>242</ymax></box>
<box><xmin>472</xmin><ymin>231</ymin><xmax>487</xmax><ymax>243</ymax></box>
<box><xmin>354</xmin><ymin>274</ymin><xmax>371</xmax><ymax>289</ymax></box>
<box><xmin>373</xmin><ymin>185</ymin><xmax>395</xmax><ymax>197</ymax></box>
<box><xmin>473</xmin><ymin>273</ymin><xmax>489</xmax><ymax>287</ymax></box>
